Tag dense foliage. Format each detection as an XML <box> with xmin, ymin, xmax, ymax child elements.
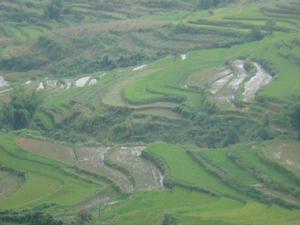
<box><xmin>285</xmin><ymin>96</ymin><xmax>300</xmax><ymax>139</ymax></box>
<box><xmin>0</xmin><ymin>1</ymin><xmax>300</xmax><ymax>225</ymax></box>
<box><xmin>198</xmin><ymin>0</ymin><xmax>235</xmax><ymax>9</ymax></box>
<box><xmin>0</xmin><ymin>87</ymin><xmax>43</xmax><ymax>129</ymax></box>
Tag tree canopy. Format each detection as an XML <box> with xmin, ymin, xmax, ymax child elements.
<box><xmin>44</xmin><ymin>0</ymin><xmax>64</xmax><ymax>20</ymax></box>
<box><xmin>198</xmin><ymin>0</ymin><xmax>234</xmax><ymax>9</ymax></box>
<box><xmin>0</xmin><ymin>87</ymin><xmax>43</xmax><ymax>130</ymax></box>
<box><xmin>285</xmin><ymin>96</ymin><xmax>300</xmax><ymax>139</ymax></box>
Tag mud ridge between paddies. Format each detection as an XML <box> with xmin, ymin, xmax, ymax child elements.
<box><xmin>50</xmin><ymin>20</ymin><xmax>169</xmax><ymax>37</ymax></box>
<box><xmin>17</xmin><ymin>137</ymin><xmax>164</xmax><ymax>194</ymax></box>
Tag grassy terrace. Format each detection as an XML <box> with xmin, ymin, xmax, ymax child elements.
<box><xmin>0</xmin><ymin>133</ymin><xmax>108</xmax><ymax>210</ymax></box>
<box><xmin>95</xmin><ymin>141</ymin><xmax>300</xmax><ymax>225</ymax></box>
<box><xmin>0</xmin><ymin>1</ymin><xmax>300</xmax><ymax>225</ymax></box>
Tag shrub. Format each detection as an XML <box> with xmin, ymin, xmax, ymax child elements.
<box><xmin>44</xmin><ymin>0</ymin><xmax>64</xmax><ymax>20</ymax></box>
<box><xmin>1</xmin><ymin>86</ymin><xmax>43</xmax><ymax>130</ymax></box>
<box><xmin>283</xmin><ymin>95</ymin><xmax>300</xmax><ymax>139</ymax></box>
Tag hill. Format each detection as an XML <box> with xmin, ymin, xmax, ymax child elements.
<box><xmin>0</xmin><ymin>0</ymin><xmax>300</xmax><ymax>225</ymax></box>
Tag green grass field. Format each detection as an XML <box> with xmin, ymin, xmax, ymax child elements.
<box><xmin>0</xmin><ymin>133</ymin><xmax>105</xmax><ymax>210</ymax></box>
<box><xmin>1</xmin><ymin>1</ymin><xmax>300</xmax><ymax>224</ymax></box>
<box><xmin>147</xmin><ymin>143</ymin><xmax>240</xmax><ymax>197</ymax></box>
<box><xmin>95</xmin><ymin>142</ymin><xmax>300</xmax><ymax>225</ymax></box>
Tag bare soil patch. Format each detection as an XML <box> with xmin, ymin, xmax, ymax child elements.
<box><xmin>17</xmin><ymin>138</ymin><xmax>163</xmax><ymax>193</ymax></box>
<box><xmin>0</xmin><ymin>171</ymin><xmax>24</xmax><ymax>200</ymax></box>
<box><xmin>242</xmin><ymin>62</ymin><xmax>272</xmax><ymax>102</ymax></box>
<box><xmin>228</xmin><ymin>60</ymin><xmax>248</xmax><ymax>90</ymax></box>
<box><xmin>17</xmin><ymin>137</ymin><xmax>76</xmax><ymax>165</ymax></box>
<box><xmin>210</xmin><ymin>69</ymin><xmax>233</xmax><ymax>94</ymax></box>
<box><xmin>108</xmin><ymin>146</ymin><xmax>164</xmax><ymax>190</ymax></box>
<box><xmin>75</xmin><ymin>146</ymin><xmax>134</xmax><ymax>193</ymax></box>
<box><xmin>209</xmin><ymin>60</ymin><xmax>273</xmax><ymax>109</ymax></box>
<box><xmin>17</xmin><ymin>137</ymin><xmax>133</xmax><ymax>193</ymax></box>
<box><xmin>263</xmin><ymin>141</ymin><xmax>300</xmax><ymax>176</ymax></box>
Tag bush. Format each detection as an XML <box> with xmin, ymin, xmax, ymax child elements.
<box><xmin>1</xmin><ymin>86</ymin><xmax>43</xmax><ymax>130</ymax></box>
<box><xmin>248</xmin><ymin>28</ymin><xmax>264</xmax><ymax>41</ymax></box>
<box><xmin>198</xmin><ymin>0</ymin><xmax>234</xmax><ymax>10</ymax></box>
<box><xmin>44</xmin><ymin>0</ymin><xmax>64</xmax><ymax>20</ymax></box>
<box><xmin>75</xmin><ymin>210</ymin><xmax>93</xmax><ymax>225</ymax></box>
<box><xmin>0</xmin><ymin>56</ymin><xmax>46</xmax><ymax>72</ymax></box>
<box><xmin>36</xmin><ymin>37</ymin><xmax>67</xmax><ymax>60</ymax></box>
<box><xmin>283</xmin><ymin>95</ymin><xmax>300</xmax><ymax>139</ymax></box>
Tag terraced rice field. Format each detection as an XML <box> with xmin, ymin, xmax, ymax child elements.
<box><xmin>1</xmin><ymin>1</ymin><xmax>300</xmax><ymax>225</ymax></box>
<box><xmin>0</xmin><ymin>134</ymin><xmax>100</xmax><ymax>210</ymax></box>
<box><xmin>96</xmin><ymin>141</ymin><xmax>300</xmax><ymax>225</ymax></box>
<box><xmin>261</xmin><ymin>140</ymin><xmax>300</xmax><ymax>176</ymax></box>
<box><xmin>16</xmin><ymin>137</ymin><xmax>164</xmax><ymax>194</ymax></box>
<box><xmin>0</xmin><ymin>170</ymin><xmax>24</xmax><ymax>200</ymax></box>
<box><xmin>108</xmin><ymin>146</ymin><xmax>163</xmax><ymax>190</ymax></box>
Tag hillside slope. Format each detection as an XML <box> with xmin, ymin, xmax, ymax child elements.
<box><xmin>0</xmin><ymin>0</ymin><xmax>300</xmax><ymax>225</ymax></box>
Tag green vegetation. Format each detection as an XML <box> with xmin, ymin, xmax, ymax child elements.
<box><xmin>284</xmin><ymin>95</ymin><xmax>300</xmax><ymax>139</ymax></box>
<box><xmin>95</xmin><ymin>142</ymin><xmax>300</xmax><ymax>225</ymax></box>
<box><xmin>0</xmin><ymin>0</ymin><xmax>300</xmax><ymax>225</ymax></box>
<box><xmin>0</xmin><ymin>87</ymin><xmax>43</xmax><ymax>129</ymax></box>
<box><xmin>0</xmin><ymin>133</ymin><xmax>111</xmax><ymax>211</ymax></box>
<box><xmin>44</xmin><ymin>0</ymin><xmax>64</xmax><ymax>21</ymax></box>
<box><xmin>198</xmin><ymin>0</ymin><xmax>234</xmax><ymax>10</ymax></box>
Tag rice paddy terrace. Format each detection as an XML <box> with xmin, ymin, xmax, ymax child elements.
<box><xmin>0</xmin><ymin>0</ymin><xmax>300</xmax><ymax>225</ymax></box>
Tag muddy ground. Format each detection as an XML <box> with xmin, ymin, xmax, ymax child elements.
<box><xmin>108</xmin><ymin>146</ymin><xmax>164</xmax><ymax>190</ymax></box>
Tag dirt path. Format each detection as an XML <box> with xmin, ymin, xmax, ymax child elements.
<box><xmin>108</xmin><ymin>146</ymin><xmax>164</xmax><ymax>190</ymax></box>
<box><xmin>242</xmin><ymin>62</ymin><xmax>272</xmax><ymax>102</ymax></box>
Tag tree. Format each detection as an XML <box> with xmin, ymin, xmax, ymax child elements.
<box><xmin>285</xmin><ymin>96</ymin><xmax>300</xmax><ymax>139</ymax></box>
<box><xmin>75</xmin><ymin>210</ymin><xmax>93</xmax><ymax>225</ymax></box>
<box><xmin>44</xmin><ymin>0</ymin><xmax>64</xmax><ymax>20</ymax></box>
<box><xmin>0</xmin><ymin>86</ymin><xmax>43</xmax><ymax>129</ymax></box>
<box><xmin>162</xmin><ymin>214</ymin><xmax>177</xmax><ymax>225</ymax></box>
<box><xmin>26</xmin><ymin>212</ymin><xmax>64</xmax><ymax>225</ymax></box>
<box><xmin>249</xmin><ymin>28</ymin><xmax>264</xmax><ymax>41</ymax></box>
<box><xmin>198</xmin><ymin>0</ymin><xmax>211</xmax><ymax>9</ymax></box>
<box><xmin>198</xmin><ymin>0</ymin><xmax>231</xmax><ymax>9</ymax></box>
<box><xmin>265</xmin><ymin>19</ymin><xmax>276</xmax><ymax>35</ymax></box>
